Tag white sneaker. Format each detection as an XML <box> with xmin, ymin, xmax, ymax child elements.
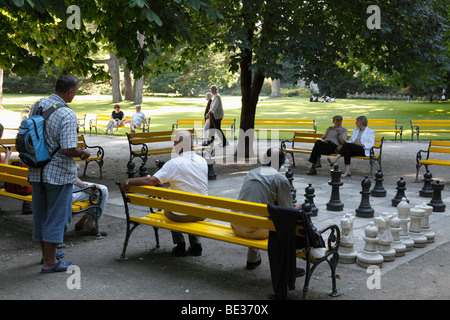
<box><xmin>102</xmin><ymin>130</ymin><xmax>108</xmax><ymax>134</ymax></box>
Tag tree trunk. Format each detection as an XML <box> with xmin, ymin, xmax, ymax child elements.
<box><xmin>123</xmin><ymin>66</ymin><xmax>134</xmax><ymax>101</ymax></box>
<box><xmin>109</xmin><ymin>51</ymin><xmax>122</xmax><ymax>103</ymax></box>
<box><xmin>134</xmin><ymin>76</ymin><xmax>144</xmax><ymax>105</ymax></box>
<box><xmin>237</xmin><ymin>48</ymin><xmax>265</xmax><ymax>159</ymax></box>
<box><xmin>270</xmin><ymin>78</ymin><xmax>281</xmax><ymax>97</ymax></box>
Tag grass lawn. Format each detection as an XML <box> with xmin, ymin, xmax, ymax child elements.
<box><xmin>2</xmin><ymin>93</ymin><xmax>449</xmax><ymax>140</ymax></box>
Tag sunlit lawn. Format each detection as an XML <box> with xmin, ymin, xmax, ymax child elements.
<box><xmin>2</xmin><ymin>93</ymin><xmax>449</xmax><ymax>140</ymax></box>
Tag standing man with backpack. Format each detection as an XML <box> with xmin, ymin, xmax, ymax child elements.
<box><xmin>28</xmin><ymin>74</ymin><xmax>90</xmax><ymax>273</ymax></box>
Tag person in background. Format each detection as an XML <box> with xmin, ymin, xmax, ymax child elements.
<box><xmin>126</xmin><ymin>105</ymin><xmax>147</xmax><ymax>133</ymax></box>
<box><xmin>328</xmin><ymin>115</ymin><xmax>375</xmax><ymax>178</ymax></box>
<box><xmin>307</xmin><ymin>115</ymin><xmax>347</xmax><ymax>175</ymax></box>
<box><xmin>0</xmin><ymin>123</ymin><xmax>12</xmax><ymax>164</ymax></box>
<box><xmin>103</xmin><ymin>104</ymin><xmax>125</xmax><ymax>136</ymax></box>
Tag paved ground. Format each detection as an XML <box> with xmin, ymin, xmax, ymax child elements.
<box><xmin>1</xmin><ymin>131</ymin><xmax>450</xmax><ymax>303</ymax></box>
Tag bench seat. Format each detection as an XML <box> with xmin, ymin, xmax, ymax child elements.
<box><xmin>281</xmin><ymin>132</ymin><xmax>384</xmax><ymax>176</ymax></box>
<box><xmin>410</xmin><ymin>120</ymin><xmax>450</xmax><ymax>141</ymax></box>
<box><xmin>117</xmin><ymin>185</ymin><xmax>341</xmax><ymax>300</ymax></box>
<box><xmin>0</xmin><ymin>163</ymin><xmax>105</xmax><ymax>239</ymax></box>
<box><xmin>416</xmin><ymin>140</ymin><xmax>450</xmax><ymax>181</ymax></box>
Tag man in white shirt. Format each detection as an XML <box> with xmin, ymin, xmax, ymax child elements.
<box><xmin>120</xmin><ymin>130</ymin><xmax>208</xmax><ymax>256</ymax></box>
<box><xmin>209</xmin><ymin>85</ymin><xmax>228</xmax><ymax>147</ymax></box>
<box><xmin>127</xmin><ymin>105</ymin><xmax>147</xmax><ymax>133</ymax></box>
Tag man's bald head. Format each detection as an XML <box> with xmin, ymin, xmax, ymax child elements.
<box><xmin>173</xmin><ymin>130</ymin><xmax>194</xmax><ymax>154</ymax></box>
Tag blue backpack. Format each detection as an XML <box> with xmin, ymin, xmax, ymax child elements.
<box><xmin>15</xmin><ymin>101</ymin><xmax>66</xmax><ymax>168</ymax></box>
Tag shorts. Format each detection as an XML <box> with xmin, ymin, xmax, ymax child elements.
<box><xmin>31</xmin><ymin>182</ymin><xmax>73</xmax><ymax>244</ymax></box>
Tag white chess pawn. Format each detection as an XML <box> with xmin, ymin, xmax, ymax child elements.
<box><xmin>390</xmin><ymin>212</ymin><xmax>406</xmax><ymax>257</ymax></box>
<box><xmin>409</xmin><ymin>207</ymin><xmax>427</xmax><ymax>248</ymax></box>
<box><xmin>397</xmin><ymin>197</ymin><xmax>414</xmax><ymax>251</ymax></box>
<box><xmin>339</xmin><ymin>213</ymin><xmax>357</xmax><ymax>263</ymax></box>
<box><xmin>376</xmin><ymin>213</ymin><xmax>396</xmax><ymax>262</ymax></box>
<box><xmin>416</xmin><ymin>202</ymin><xmax>435</xmax><ymax>243</ymax></box>
<box><xmin>356</xmin><ymin>222</ymin><xmax>384</xmax><ymax>268</ymax></box>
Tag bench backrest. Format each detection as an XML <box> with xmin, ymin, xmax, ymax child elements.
<box><xmin>127</xmin><ymin>129</ymin><xmax>197</xmax><ymax>145</ymax></box>
<box><xmin>292</xmin><ymin>132</ymin><xmax>323</xmax><ymax>143</ymax></box>
<box><xmin>176</xmin><ymin>118</ymin><xmax>236</xmax><ymax>126</ymax></box>
<box><xmin>0</xmin><ymin>163</ymin><xmax>30</xmax><ymax>186</ymax></box>
<box><xmin>255</xmin><ymin>119</ymin><xmax>315</xmax><ymax>127</ymax></box>
<box><xmin>341</xmin><ymin>119</ymin><xmax>397</xmax><ymax>128</ymax></box>
<box><xmin>125</xmin><ymin>185</ymin><xmax>307</xmax><ymax>235</ymax></box>
<box><xmin>411</xmin><ymin>120</ymin><xmax>450</xmax><ymax>127</ymax></box>
<box><xmin>427</xmin><ymin>140</ymin><xmax>450</xmax><ymax>154</ymax></box>
<box><xmin>0</xmin><ymin>138</ymin><xmax>17</xmax><ymax>153</ymax></box>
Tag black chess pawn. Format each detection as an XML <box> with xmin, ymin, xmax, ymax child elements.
<box><xmin>304</xmin><ymin>183</ymin><xmax>318</xmax><ymax>216</ymax></box>
<box><xmin>428</xmin><ymin>180</ymin><xmax>446</xmax><ymax>212</ymax></box>
<box><xmin>419</xmin><ymin>170</ymin><xmax>434</xmax><ymax>198</ymax></box>
<box><xmin>139</xmin><ymin>163</ymin><xmax>148</xmax><ymax>177</ymax></box>
<box><xmin>371</xmin><ymin>170</ymin><xmax>387</xmax><ymax>197</ymax></box>
<box><xmin>327</xmin><ymin>165</ymin><xmax>344</xmax><ymax>211</ymax></box>
<box><xmin>127</xmin><ymin>160</ymin><xmax>136</xmax><ymax>178</ymax></box>
<box><xmin>392</xmin><ymin>177</ymin><xmax>408</xmax><ymax>207</ymax></box>
<box><xmin>285</xmin><ymin>168</ymin><xmax>297</xmax><ymax>204</ymax></box>
<box><xmin>356</xmin><ymin>176</ymin><xmax>375</xmax><ymax>218</ymax></box>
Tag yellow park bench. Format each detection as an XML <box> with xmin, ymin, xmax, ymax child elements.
<box><xmin>126</xmin><ymin>129</ymin><xmax>210</xmax><ymax>176</ymax></box>
<box><xmin>341</xmin><ymin>119</ymin><xmax>403</xmax><ymax>142</ymax></box>
<box><xmin>410</xmin><ymin>120</ymin><xmax>450</xmax><ymax>142</ymax></box>
<box><xmin>75</xmin><ymin>135</ymin><xmax>105</xmax><ymax>178</ymax></box>
<box><xmin>281</xmin><ymin>132</ymin><xmax>384</xmax><ymax>176</ymax></box>
<box><xmin>1</xmin><ymin>136</ymin><xmax>104</xmax><ymax>178</ymax></box>
<box><xmin>0</xmin><ymin>163</ymin><xmax>104</xmax><ymax>239</ymax></box>
<box><xmin>0</xmin><ymin>138</ymin><xmax>18</xmax><ymax>165</ymax></box>
<box><xmin>253</xmin><ymin>119</ymin><xmax>317</xmax><ymax>138</ymax></box>
<box><xmin>116</xmin><ymin>184</ymin><xmax>341</xmax><ymax>300</ymax></box>
<box><xmin>90</xmin><ymin>114</ymin><xmax>151</xmax><ymax>135</ymax></box>
<box><xmin>415</xmin><ymin>140</ymin><xmax>450</xmax><ymax>182</ymax></box>
<box><xmin>76</xmin><ymin>114</ymin><xmax>86</xmax><ymax>133</ymax></box>
<box><xmin>172</xmin><ymin>118</ymin><xmax>236</xmax><ymax>140</ymax></box>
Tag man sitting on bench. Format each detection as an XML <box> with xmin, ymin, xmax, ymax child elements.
<box><xmin>231</xmin><ymin>147</ymin><xmax>303</xmax><ymax>270</ymax></box>
<box><xmin>120</xmin><ymin>130</ymin><xmax>208</xmax><ymax>256</ymax></box>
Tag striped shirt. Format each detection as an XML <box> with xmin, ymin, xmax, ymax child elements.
<box><xmin>27</xmin><ymin>94</ymin><xmax>78</xmax><ymax>185</ymax></box>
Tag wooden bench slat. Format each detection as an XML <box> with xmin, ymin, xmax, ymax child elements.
<box><xmin>410</xmin><ymin>120</ymin><xmax>450</xmax><ymax>141</ymax></box>
<box><xmin>416</xmin><ymin>140</ymin><xmax>450</xmax><ymax>181</ymax></box>
<box><xmin>127</xmin><ymin>185</ymin><xmax>269</xmax><ymax>216</ymax></box>
<box><xmin>131</xmin><ymin>212</ymin><xmax>269</xmax><ymax>250</ymax></box>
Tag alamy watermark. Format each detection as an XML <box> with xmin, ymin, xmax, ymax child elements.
<box><xmin>66</xmin><ymin>265</ymin><xmax>81</xmax><ymax>290</ymax></box>
<box><xmin>367</xmin><ymin>5</ymin><xmax>381</xmax><ymax>30</ymax></box>
<box><xmin>366</xmin><ymin>265</ymin><xmax>381</xmax><ymax>290</ymax></box>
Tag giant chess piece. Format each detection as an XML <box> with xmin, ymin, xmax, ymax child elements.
<box><xmin>139</xmin><ymin>163</ymin><xmax>148</xmax><ymax>177</ymax></box>
<box><xmin>390</xmin><ymin>212</ymin><xmax>406</xmax><ymax>257</ymax></box>
<box><xmin>304</xmin><ymin>184</ymin><xmax>318</xmax><ymax>216</ymax></box>
<box><xmin>409</xmin><ymin>207</ymin><xmax>427</xmax><ymax>248</ymax></box>
<box><xmin>376</xmin><ymin>213</ymin><xmax>396</xmax><ymax>262</ymax></box>
<box><xmin>416</xmin><ymin>202</ymin><xmax>435</xmax><ymax>243</ymax></box>
<box><xmin>356</xmin><ymin>222</ymin><xmax>384</xmax><ymax>268</ymax></box>
<box><xmin>285</xmin><ymin>166</ymin><xmax>297</xmax><ymax>204</ymax></box>
<box><xmin>428</xmin><ymin>181</ymin><xmax>446</xmax><ymax>212</ymax></box>
<box><xmin>419</xmin><ymin>170</ymin><xmax>434</xmax><ymax>198</ymax></box>
<box><xmin>338</xmin><ymin>213</ymin><xmax>357</xmax><ymax>264</ymax></box>
<box><xmin>371</xmin><ymin>170</ymin><xmax>387</xmax><ymax>197</ymax></box>
<box><xmin>397</xmin><ymin>197</ymin><xmax>414</xmax><ymax>251</ymax></box>
<box><xmin>391</xmin><ymin>177</ymin><xmax>408</xmax><ymax>207</ymax></box>
<box><xmin>326</xmin><ymin>165</ymin><xmax>344</xmax><ymax>211</ymax></box>
<box><xmin>356</xmin><ymin>176</ymin><xmax>374</xmax><ymax>218</ymax></box>
<box><xmin>126</xmin><ymin>160</ymin><xmax>137</xmax><ymax>178</ymax></box>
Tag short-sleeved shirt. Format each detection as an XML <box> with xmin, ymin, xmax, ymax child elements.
<box><xmin>111</xmin><ymin>110</ymin><xmax>124</xmax><ymax>120</ymax></box>
<box><xmin>131</xmin><ymin>111</ymin><xmax>147</xmax><ymax>125</ymax></box>
<box><xmin>27</xmin><ymin>94</ymin><xmax>78</xmax><ymax>185</ymax></box>
<box><xmin>322</xmin><ymin>126</ymin><xmax>348</xmax><ymax>146</ymax></box>
<box><xmin>237</xmin><ymin>166</ymin><xmax>293</xmax><ymax>207</ymax></box>
<box><xmin>153</xmin><ymin>151</ymin><xmax>208</xmax><ymax>216</ymax></box>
